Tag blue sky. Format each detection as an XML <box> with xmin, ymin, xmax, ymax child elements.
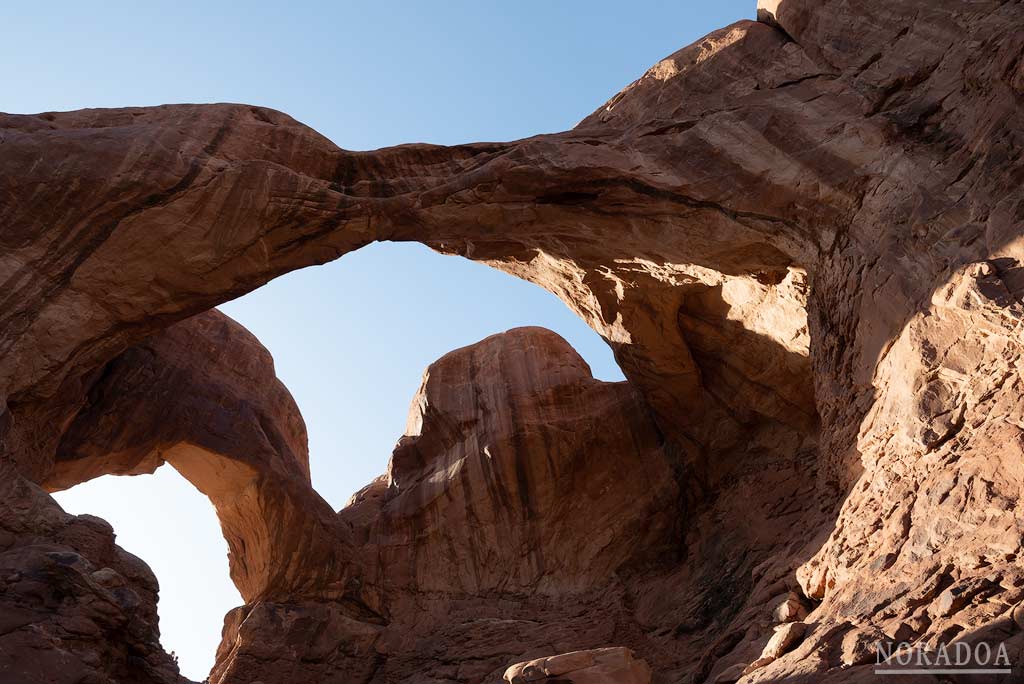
<box><xmin>18</xmin><ymin>1</ymin><xmax>754</xmax><ymax>678</ymax></box>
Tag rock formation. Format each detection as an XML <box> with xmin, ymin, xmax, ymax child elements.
<box><xmin>0</xmin><ymin>471</ymin><xmax>181</xmax><ymax>684</ymax></box>
<box><xmin>503</xmin><ymin>648</ymin><xmax>652</xmax><ymax>684</ymax></box>
<box><xmin>1</xmin><ymin>0</ymin><xmax>1024</xmax><ymax>682</ymax></box>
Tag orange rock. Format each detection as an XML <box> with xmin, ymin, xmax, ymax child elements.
<box><xmin>504</xmin><ymin>648</ymin><xmax>652</xmax><ymax>684</ymax></box>
<box><xmin>1</xmin><ymin>1</ymin><xmax>1024</xmax><ymax>683</ymax></box>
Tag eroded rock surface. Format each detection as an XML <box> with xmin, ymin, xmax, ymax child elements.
<box><xmin>344</xmin><ymin>327</ymin><xmax>678</xmax><ymax>596</ymax></box>
<box><xmin>0</xmin><ymin>470</ymin><xmax>183</xmax><ymax>684</ymax></box>
<box><xmin>1</xmin><ymin>0</ymin><xmax>1024</xmax><ymax>682</ymax></box>
<box><xmin>45</xmin><ymin>310</ymin><xmax>360</xmax><ymax>605</ymax></box>
<box><xmin>504</xmin><ymin>647</ymin><xmax>652</xmax><ymax>684</ymax></box>
<box><xmin>214</xmin><ymin>326</ymin><xmax>682</xmax><ymax>684</ymax></box>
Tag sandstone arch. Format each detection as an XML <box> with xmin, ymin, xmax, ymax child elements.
<box><xmin>1</xmin><ymin>17</ymin><xmax>835</xmax><ymax>491</ymax></box>
<box><xmin>44</xmin><ymin>310</ymin><xmax>360</xmax><ymax>605</ymax></box>
<box><xmin>2</xmin><ymin>1</ymin><xmax>1024</xmax><ymax>682</ymax></box>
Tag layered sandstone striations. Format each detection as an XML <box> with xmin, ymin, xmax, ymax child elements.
<box><xmin>1</xmin><ymin>0</ymin><xmax>1024</xmax><ymax>682</ymax></box>
<box><xmin>211</xmin><ymin>326</ymin><xmax>683</xmax><ymax>683</ymax></box>
<box><xmin>47</xmin><ymin>310</ymin><xmax>359</xmax><ymax>605</ymax></box>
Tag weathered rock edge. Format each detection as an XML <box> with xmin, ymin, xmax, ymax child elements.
<box><xmin>1</xmin><ymin>1</ymin><xmax>1023</xmax><ymax>682</ymax></box>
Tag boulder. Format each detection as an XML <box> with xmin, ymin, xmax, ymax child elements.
<box><xmin>504</xmin><ymin>648</ymin><xmax>651</xmax><ymax>684</ymax></box>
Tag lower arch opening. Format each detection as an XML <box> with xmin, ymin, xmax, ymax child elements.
<box><xmin>52</xmin><ymin>466</ymin><xmax>241</xmax><ymax>681</ymax></box>
<box><xmin>44</xmin><ymin>241</ymin><xmax>632</xmax><ymax>682</ymax></box>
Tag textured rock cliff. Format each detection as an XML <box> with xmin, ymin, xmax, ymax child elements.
<box><xmin>0</xmin><ymin>471</ymin><xmax>183</xmax><ymax>684</ymax></box>
<box><xmin>2</xmin><ymin>0</ymin><xmax>1024</xmax><ymax>682</ymax></box>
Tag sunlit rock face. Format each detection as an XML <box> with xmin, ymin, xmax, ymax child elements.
<box><xmin>211</xmin><ymin>325</ymin><xmax>684</xmax><ymax>684</ymax></box>
<box><xmin>2</xmin><ymin>0</ymin><xmax>1024</xmax><ymax>682</ymax></box>
<box><xmin>503</xmin><ymin>647</ymin><xmax>653</xmax><ymax>684</ymax></box>
<box><xmin>345</xmin><ymin>326</ymin><xmax>679</xmax><ymax>597</ymax></box>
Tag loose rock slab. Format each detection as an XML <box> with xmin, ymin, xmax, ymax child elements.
<box><xmin>504</xmin><ymin>648</ymin><xmax>652</xmax><ymax>684</ymax></box>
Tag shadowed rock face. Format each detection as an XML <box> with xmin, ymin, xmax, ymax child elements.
<box><xmin>47</xmin><ymin>310</ymin><xmax>358</xmax><ymax>605</ymax></box>
<box><xmin>2</xmin><ymin>0</ymin><xmax>1024</xmax><ymax>682</ymax></box>
<box><xmin>0</xmin><ymin>472</ymin><xmax>183</xmax><ymax>684</ymax></box>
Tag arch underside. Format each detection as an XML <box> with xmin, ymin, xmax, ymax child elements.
<box><xmin>2</xmin><ymin>0</ymin><xmax>1024</xmax><ymax>681</ymax></box>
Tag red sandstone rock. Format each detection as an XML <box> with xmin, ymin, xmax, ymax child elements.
<box><xmin>343</xmin><ymin>327</ymin><xmax>678</xmax><ymax>596</ymax></box>
<box><xmin>503</xmin><ymin>647</ymin><xmax>651</xmax><ymax>684</ymax></box>
<box><xmin>0</xmin><ymin>1</ymin><xmax>1023</xmax><ymax>683</ymax></box>
<box><xmin>214</xmin><ymin>326</ymin><xmax>681</xmax><ymax>684</ymax></box>
<box><xmin>46</xmin><ymin>310</ymin><xmax>361</xmax><ymax>606</ymax></box>
<box><xmin>0</xmin><ymin>469</ymin><xmax>184</xmax><ymax>683</ymax></box>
